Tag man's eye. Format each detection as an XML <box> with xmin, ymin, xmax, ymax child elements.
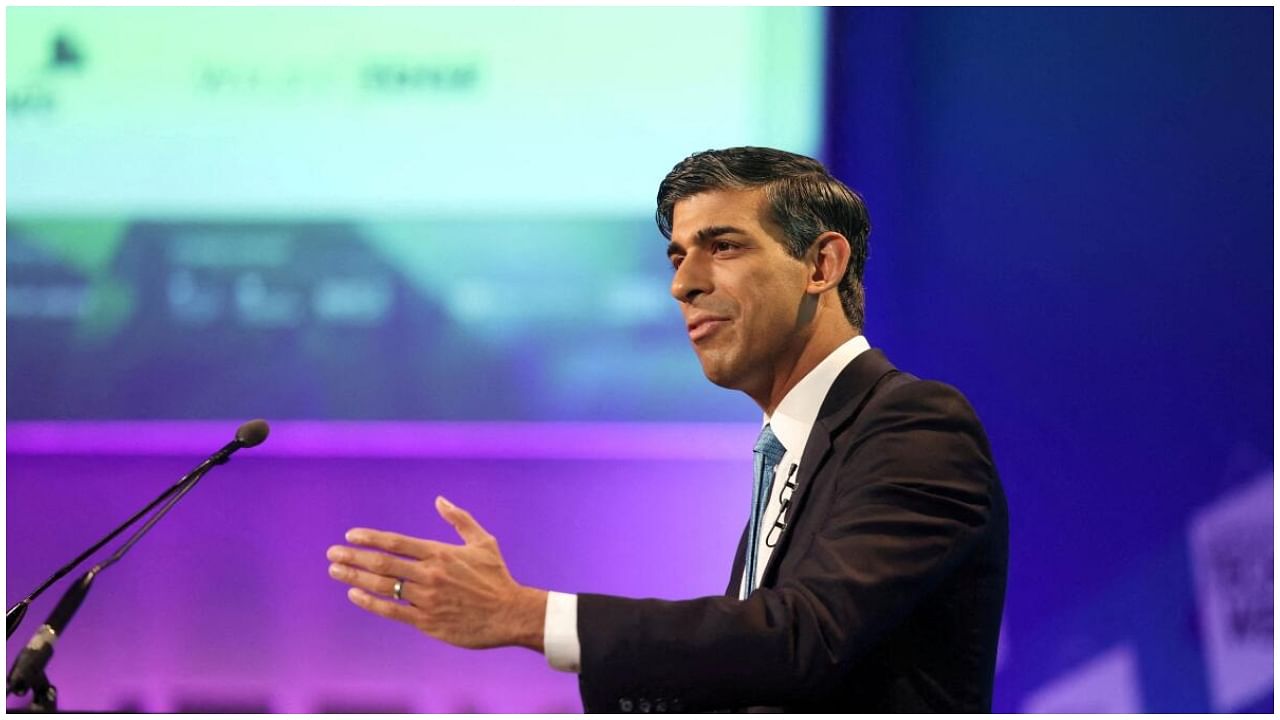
<box><xmin>669</xmin><ymin>255</ymin><xmax>684</xmax><ymax>270</ymax></box>
<box><xmin>712</xmin><ymin>241</ymin><xmax>736</xmax><ymax>253</ymax></box>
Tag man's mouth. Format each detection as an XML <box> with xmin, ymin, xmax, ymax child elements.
<box><xmin>687</xmin><ymin>315</ymin><xmax>730</xmax><ymax>342</ymax></box>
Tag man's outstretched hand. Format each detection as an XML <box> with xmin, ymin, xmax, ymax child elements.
<box><xmin>326</xmin><ymin>496</ymin><xmax>547</xmax><ymax>652</ymax></box>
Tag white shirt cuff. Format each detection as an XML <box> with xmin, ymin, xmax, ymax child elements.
<box><xmin>543</xmin><ymin>590</ymin><xmax>582</xmax><ymax>673</ymax></box>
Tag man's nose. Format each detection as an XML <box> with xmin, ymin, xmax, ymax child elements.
<box><xmin>670</xmin><ymin>252</ymin><xmax>711</xmax><ymax>303</ymax></box>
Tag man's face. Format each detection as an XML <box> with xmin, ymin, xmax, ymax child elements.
<box><xmin>667</xmin><ymin>188</ymin><xmax>812</xmax><ymax>398</ymax></box>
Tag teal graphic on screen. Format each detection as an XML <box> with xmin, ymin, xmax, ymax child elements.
<box><xmin>7</xmin><ymin>7</ymin><xmax>823</xmax><ymax>420</ymax></box>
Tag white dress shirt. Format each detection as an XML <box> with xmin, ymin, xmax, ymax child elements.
<box><xmin>543</xmin><ymin>335</ymin><xmax>872</xmax><ymax>673</ymax></box>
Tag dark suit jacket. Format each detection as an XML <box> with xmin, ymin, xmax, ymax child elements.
<box><xmin>576</xmin><ymin>349</ymin><xmax>1008</xmax><ymax>713</ymax></box>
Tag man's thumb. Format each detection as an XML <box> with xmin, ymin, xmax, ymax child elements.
<box><xmin>436</xmin><ymin>496</ymin><xmax>488</xmax><ymax>545</ymax></box>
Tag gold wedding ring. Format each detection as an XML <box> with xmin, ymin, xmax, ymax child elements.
<box><xmin>393</xmin><ymin>578</ymin><xmax>405</xmax><ymax>600</ymax></box>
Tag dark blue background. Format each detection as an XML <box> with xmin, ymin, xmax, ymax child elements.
<box><xmin>826</xmin><ymin>7</ymin><xmax>1272</xmax><ymax>711</ymax></box>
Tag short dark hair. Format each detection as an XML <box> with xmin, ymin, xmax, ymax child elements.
<box><xmin>655</xmin><ymin>146</ymin><xmax>871</xmax><ymax>329</ymax></box>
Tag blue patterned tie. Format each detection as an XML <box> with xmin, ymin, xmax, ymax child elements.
<box><xmin>744</xmin><ymin>424</ymin><xmax>787</xmax><ymax>598</ymax></box>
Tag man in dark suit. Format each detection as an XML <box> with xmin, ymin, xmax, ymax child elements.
<box><xmin>325</xmin><ymin>147</ymin><xmax>1008</xmax><ymax>712</ymax></box>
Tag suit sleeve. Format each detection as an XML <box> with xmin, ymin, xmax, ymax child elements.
<box><xmin>575</xmin><ymin>380</ymin><xmax>999</xmax><ymax>712</ymax></box>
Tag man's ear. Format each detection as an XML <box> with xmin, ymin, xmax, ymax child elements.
<box><xmin>806</xmin><ymin>232</ymin><xmax>851</xmax><ymax>295</ymax></box>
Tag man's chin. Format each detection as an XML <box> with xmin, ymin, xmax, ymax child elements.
<box><xmin>703</xmin><ymin>373</ymin><xmax>738</xmax><ymax>390</ymax></box>
<box><xmin>697</xmin><ymin>356</ymin><xmax>743</xmax><ymax>391</ymax></box>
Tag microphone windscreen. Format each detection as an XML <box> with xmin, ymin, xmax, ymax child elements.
<box><xmin>235</xmin><ymin>419</ymin><xmax>270</xmax><ymax>448</ymax></box>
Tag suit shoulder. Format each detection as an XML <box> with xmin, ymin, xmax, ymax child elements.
<box><xmin>866</xmin><ymin>371</ymin><xmax>985</xmax><ymax>426</ymax></box>
<box><xmin>861</xmin><ymin>371</ymin><xmax>1001</xmax><ymax>482</ymax></box>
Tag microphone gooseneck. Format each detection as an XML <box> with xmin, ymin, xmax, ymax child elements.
<box><xmin>6</xmin><ymin>602</ymin><xmax>29</xmax><ymax>641</ymax></box>
<box><xmin>6</xmin><ymin>418</ymin><xmax>271</xmax><ymax>710</ymax></box>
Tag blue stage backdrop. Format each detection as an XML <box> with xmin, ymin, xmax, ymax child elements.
<box><xmin>6</xmin><ymin>7</ymin><xmax>1273</xmax><ymax>713</ymax></box>
<box><xmin>826</xmin><ymin>8</ymin><xmax>1273</xmax><ymax>712</ymax></box>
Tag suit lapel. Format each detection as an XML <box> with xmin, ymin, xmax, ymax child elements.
<box><xmin>725</xmin><ymin>521</ymin><xmax>750</xmax><ymax>597</ymax></box>
<box><xmin>756</xmin><ymin>349</ymin><xmax>899</xmax><ymax>587</ymax></box>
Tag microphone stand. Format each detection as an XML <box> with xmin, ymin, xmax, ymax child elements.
<box><xmin>6</xmin><ymin>437</ymin><xmax>244</xmax><ymax>640</ymax></box>
<box><xmin>6</xmin><ymin>462</ymin><xmax>220</xmax><ymax>712</ymax></box>
<box><xmin>7</xmin><ymin>478</ymin><xmax>183</xmax><ymax>640</ymax></box>
<box><xmin>6</xmin><ymin>422</ymin><xmax>266</xmax><ymax>712</ymax></box>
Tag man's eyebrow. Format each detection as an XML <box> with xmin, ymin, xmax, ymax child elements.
<box><xmin>667</xmin><ymin>225</ymin><xmax>750</xmax><ymax>256</ymax></box>
<box><xmin>695</xmin><ymin>225</ymin><xmax>749</xmax><ymax>243</ymax></box>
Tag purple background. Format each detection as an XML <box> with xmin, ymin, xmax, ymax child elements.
<box><xmin>7</xmin><ymin>422</ymin><xmax>758</xmax><ymax>712</ymax></box>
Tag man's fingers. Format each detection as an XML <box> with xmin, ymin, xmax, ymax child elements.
<box><xmin>326</xmin><ymin>545</ymin><xmax>421</xmax><ymax>581</ymax></box>
<box><xmin>344</xmin><ymin>527</ymin><xmax>449</xmax><ymax>559</ymax></box>
<box><xmin>346</xmin><ymin>587</ymin><xmax>417</xmax><ymax>625</ymax></box>
<box><xmin>328</xmin><ymin>562</ymin><xmax>404</xmax><ymax>601</ymax></box>
<box><xmin>435</xmin><ymin>495</ymin><xmax>490</xmax><ymax>545</ymax></box>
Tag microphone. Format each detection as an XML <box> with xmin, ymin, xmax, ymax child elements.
<box><xmin>236</xmin><ymin>419</ymin><xmax>270</xmax><ymax>448</ymax></box>
<box><xmin>6</xmin><ymin>419</ymin><xmax>271</xmax><ymax>638</ymax></box>
<box><xmin>6</xmin><ymin>419</ymin><xmax>271</xmax><ymax>706</ymax></box>
<box><xmin>201</xmin><ymin>418</ymin><xmax>271</xmax><ymax>469</ymax></box>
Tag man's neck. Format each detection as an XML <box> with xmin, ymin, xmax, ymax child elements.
<box><xmin>754</xmin><ymin>322</ymin><xmax>858</xmax><ymax>416</ymax></box>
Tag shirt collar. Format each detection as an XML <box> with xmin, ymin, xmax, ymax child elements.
<box><xmin>764</xmin><ymin>335</ymin><xmax>871</xmax><ymax>460</ymax></box>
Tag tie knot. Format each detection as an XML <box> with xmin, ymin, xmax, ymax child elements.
<box><xmin>754</xmin><ymin>424</ymin><xmax>787</xmax><ymax>465</ymax></box>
